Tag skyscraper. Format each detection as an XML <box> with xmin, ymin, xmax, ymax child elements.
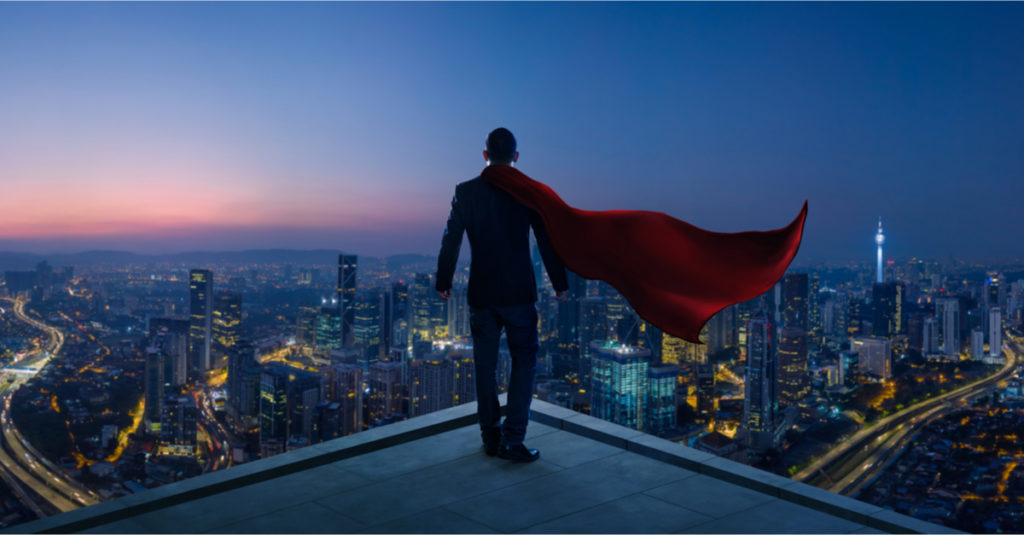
<box><xmin>353</xmin><ymin>290</ymin><xmax>382</xmax><ymax>369</ymax></box>
<box><xmin>872</xmin><ymin>282</ymin><xmax>902</xmax><ymax>338</ymax></box>
<box><xmin>212</xmin><ymin>291</ymin><xmax>242</xmax><ymax>369</ymax></box>
<box><xmin>227</xmin><ymin>338</ymin><xmax>261</xmax><ymax>421</ymax></box>
<box><xmin>782</xmin><ymin>273</ymin><xmax>809</xmax><ymax>330</ymax></box>
<box><xmin>645</xmin><ymin>364</ymin><xmax>677</xmax><ymax>436</ymax></box>
<box><xmin>743</xmin><ymin>315</ymin><xmax>777</xmax><ymax>453</ymax></box>
<box><xmin>367</xmin><ymin>361</ymin><xmax>404</xmax><ymax>426</ymax></box>
<box><xmin>259</xmin><ymin>365</ymin><xmax>290</xmax><ymax>448</ymax></box>
<box><xmin>411</xmin><ymin>273</ymin><xmax>434</xmax><ymax>342</ymax></box>
<box><xmin>875</xmin><ymin>217</ymin><xmax>885</xmax><ymax>283</ymax></box>
<box><xmin>937</xmin><ymin>297</ymin><xmax>961</xmax><ymax>356</ymax></box>
<box><xmin>777</xmin><ymin>327</ymin><xmax>809</xmax><ymax>407</ymax></box>
<box><xmin>315</xmin><ymin>305</ymin><xmax>342</xmax><ymax>350</ymax></box>
<box><xmin>337</xmin><ymin>254</ymin><xmax>357</xmax><ymax>347</ymax></box>
<box><xmin>158</xmin><ymin>395</ymin><xmax>198</xmax><ymax>457</ymax></box>
<box><xmin>590</xmin><ymin>341</ymin><xmax>652</xmax><ymax>431</ymax></box>
<box><xmin>923</xmin><ymin>316</ymin><xmax>940</xmax><ymax>354</ymax></box>
<box><xmin>189</xmin><ymin>269</ymin><xmax>213</xmax><ymax>376</ymax></box>
<box><xmin>389</xmin><ymin>281</ymin><xmax>410</xmax><ymax>351</ymax></box>
<box><xmin>144</xmin><ymin>347</ymin><xmax>166</xmax><ymax>433</ymax></box>
<box><xmin>989</xmin><ymin>307</ymin><xmax>1002</xmax><ymax>359</ymax></box>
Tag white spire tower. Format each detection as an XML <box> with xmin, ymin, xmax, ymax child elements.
<box><xmin>875</xmin><ymin>217</ymin><xmax>885</xmax><ymax>283</ymax></box>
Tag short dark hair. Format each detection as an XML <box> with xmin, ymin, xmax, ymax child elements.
<box><xmin>486</xmin><ymin>127</ymin><xmax>516</xmax><ymax>165</ymax></box>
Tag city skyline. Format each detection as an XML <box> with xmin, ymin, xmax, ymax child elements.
<box><xmin>2</xmin><ymin>2</ymin><xmax>1023</xmax><ymax>261</ymax></box>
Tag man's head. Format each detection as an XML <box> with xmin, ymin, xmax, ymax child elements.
<box><xmin>484</xmin><ymin>127</ymin><xmax>519</xmax><ymax>166</ymax></box>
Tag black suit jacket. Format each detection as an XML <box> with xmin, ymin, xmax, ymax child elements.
<box><xmin>436</xmin><ymin>168</ymin><xmax>569</xmax><ymax>307</ymax></box>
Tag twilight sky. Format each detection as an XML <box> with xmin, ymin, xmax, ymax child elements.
<box><xmin>1</xmin><ymin>2</ymin><xmax>1022</xmax><ymax>262</ymax></box>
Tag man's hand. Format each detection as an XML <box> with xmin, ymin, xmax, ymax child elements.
<box><xmin>438</xmin><ymin>289</ymin><xmax>450</xmax><ymax>301</ymax></box>
<box><xmin>555</xmin><ymin>290</ymin><xmax>569</xmax><ymax>302</ymax></box>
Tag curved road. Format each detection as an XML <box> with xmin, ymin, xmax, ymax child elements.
<box><xmin>0</xmin><ymin>297</ymin><xmax>101</xmax><ymax>515</ymax></box>
<box><xmin>795</xmin><ymin>333</ymin><xmax>1021</xmax><ymax>487</ymax></box>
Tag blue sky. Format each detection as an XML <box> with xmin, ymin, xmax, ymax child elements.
<box><xmin>1</xmin><ymin>2</ymin><xmax>1022</xmax><ymax>262</ymax></box>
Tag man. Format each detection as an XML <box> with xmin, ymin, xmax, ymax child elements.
<box><xmin>436</xmin><ymin>127</ymin><xmax>569</xmax><ymax>462</ymax></box>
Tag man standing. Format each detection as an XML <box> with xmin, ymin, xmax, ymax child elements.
<box><xmin>436</xmin><ymin>128</ymin><xmax>568</xmax><ymax>462</ymax></box>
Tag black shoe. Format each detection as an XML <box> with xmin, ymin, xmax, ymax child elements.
<box><xmin>498</xmin><ymin>443</ymin><xmax>540</xmax><ymax>462</ymax></box>
<box><xmin>483</xmin><ymin>441</ymin><xmax>500</xmax><ymax>457</ymax></box>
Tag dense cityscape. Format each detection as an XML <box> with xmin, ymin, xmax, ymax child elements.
<box><xmin>0</xmin><ymin>221</ymin><xmax>1021</xmax><ymax>533</ymax></box>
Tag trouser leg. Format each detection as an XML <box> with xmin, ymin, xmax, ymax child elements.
<box><xmin>499</xmin><ymin>302</ymin><xmax>539</xmax><ymax>446</ymax></box>
<box><xmin>470</xmin><ymin>305</ymin><xmax>501</xmax><ymax>444</ymax></box>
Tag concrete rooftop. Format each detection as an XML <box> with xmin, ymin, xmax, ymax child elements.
<box><xmin>3</xmin><ymin>400</ymin><xmax>962</xmax><ymax>534</ymax></box>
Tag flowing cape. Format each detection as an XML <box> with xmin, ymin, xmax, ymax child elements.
<box><xmin>481</xmin><ymin>165</ymin><xmax>808</xmax><ymax>344</ymax></box>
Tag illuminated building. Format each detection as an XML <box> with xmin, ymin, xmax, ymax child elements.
<box><xmin>839</xmin><ymin>350</ymin><xmax>857</xmax><ymax>386</ymax></box>
<box><xmin>315</xmin><ymin>305</ymin><xmax>341</xmax><ymax>350</ymax></box>
<box><xmin>782</xmin><ymin>273</ymin><xmax>809</xmax><ymax>330</ymax></box>
<box><xmin>367</xmin><ymin>361</ymin><xmax>404</xmax><ymax>426</ymax></box>
<box><xmin>743</xmin><ymin>315</ymin><xmax>778</xmax><ymax>454</ymax></box>
<box><xmin>158</xmin><ymin>395</ymin><xmax>198</xmax><ymax>457</ymax></box>
<box><xmin>295</xmin><ymin>306</ymin><xmax>318</xmax><ymax>346</ymax></box>
<box><xmin>875</xmin><ymin>217</ymin><xmax>885</xmax><ymax>283</ymax></box>
<box><xmin>212</xmin><ymin>291</ymin><xmax>241</xmax><ymax>369</ymax></box>
<box><xmin>411</xmin><ymin>273</ymin><xmax>434</xmax><ymax>342</ymax></box>
<box><xmin>936</xmin><ymin>297</ymin><xmax>960</xmax><ymax>356</ymax></box>
<box><xmin>777</xmin><ymin>327</ymin><xmax>809</xmax><ymax>407</ymax></box>
<box><xmin>707</xmin><ymin>305</ymin><xmax>738</xmax><ymax>355</ymax></box>
<box><xmin>288</xmin><ymin>369</ymin><xmax>324</xmax><ymax>444</ymax></box>
<box><xmin>553</xmin><ymin>272</ymin><xmax>587</xmax><ymax>378</ymax></box>
<box><xmin>189</xmin><ymin>269</ymin><xmax>213</xmax><ymax>377</ymax></box>
<box><xmin>408</xmin><ymin>355</ymin><xmax>454</xmax><ymax>416</ymax></box>
<box><xmin>971</xmin><ymin>329</ymin><xmax>985</xmax><ymax>360</ymax></box>
<box><xmin>645</xmin><ymin>364</ymin><xmax>677</xmax><ymax>435</ymax></box>
<box><xmin>148</xmin><ymin>318</ymin><xmax>188</xmax><ymax>389</ymax></box>
<box><xmin>989</xmin><ymin>307</ymin><xmax>1002</xmax><ymax>359</ymax></box>
<box><xmin>872</xmin><ymin>282</ymin><xmax>902</xmax><ymax>338</ymax></box>
<box><xmin>450</xmin><ymin>349</ymin><xmax>476</xmax><ymax>405</ymax></box>
<box><xmin>337</xmin><ymin>254</ymin><xmax>357</xmax><ymax>348</ymax></box>
<box><xmin>353</xmin><ymin>290</ymin><xmax>382</xmax><ymax>370</ymax></box>
<box><xmin>330</xmin><ymin>364</ymin><xmax>363</xmax><ymax>435</ymax></box>
<box><xmin>695</xmin><ymin>362</ymin><xmax>715</xmax><ymax>422</ymax></box>
<box><xmin>389</xmin><ymin>281</ymin><xmax>410</xmax><ymax>350</ymax></box>
<box><xmin>851</xmin><ymin>336</ymin><xmax>891</xmax><ymax>379</ymax></box>
<box><xmin>227</xmin><ymin>339</ymin><xmax>261</xmax><ymax>420</ymax></box>
<box><xmin>590</xmin><ymin>341</ymin><xmax>652</xmax><ymax>431</ymax></box>
<box><xmin>259</xmin><ymin>365</ymin><xmax>290</xmax><ymax>447</ymax></box>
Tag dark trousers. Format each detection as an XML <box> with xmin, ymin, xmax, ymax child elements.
<box><xmin>470</xmin><ymin>302</ymin><xmax>539</xmax><ymax>446</ymax></box>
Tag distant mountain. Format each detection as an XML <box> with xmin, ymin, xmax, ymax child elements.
<box><xmin>0</xmin><ymin>249</ymin><xmax>439</xmax><ymax>271</ymax></box>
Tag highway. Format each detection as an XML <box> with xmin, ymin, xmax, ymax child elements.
<box><xmin>796</xmin><ymin>332</ymin><xmax>1021</xmax><ymax>491</ymax></box>
<box><xmin>0</xmin><ymin>296</ymin><xmax>102</xmax><ymax>516</ymax></box>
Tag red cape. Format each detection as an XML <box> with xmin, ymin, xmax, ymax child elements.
<box><xmin>482</xmin><ymin>165</ymin><xmax>808</xmax><ymax>344</ymax></box>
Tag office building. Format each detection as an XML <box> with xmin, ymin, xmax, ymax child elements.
<box><xmin>590</xmin><ymin>341</ymin><xmax>652</xmax><ymax>431</ymax></box>
<box><xmin>158</xmin><ymin>395</ymin><xmax>198</xmax><ymax>457</ymax></box>
<box><xmin>645</xmin><ymin>364</ymin><xmax>677</xmax><ymax>436</ymax></box>
<box><xmin>971</xmin><ymin>329</ymin><xmax>985</xmax><ymax>360</ymax></box>
<box><xmin>189</xmin><ymin>269</ymin><xmax>213</xmax><ymax>376</ymax></box>
<box><xmin>338</xmin><ymin>254</ymin><xmax>357</xmax><ymax>347</ymax></box>
<box><xmin>782</xmin><ymin>273</ymin><xmax>809</xmax><ymax>330</ymax></box>
<box><xmin>872</xmin><ymin>282</ymin><xmax>902</xmax><ymax>338</ymax></box>
<box><xmin>989</xmin><ymin>307</ymin><xmax>1002</xmax><ymax>359</ymax></box>
<box><xmin>937</xmin><ymin>298</ymin><xmax>960</xmax><ymax>356</ymax></box>
<box><xmin>212</xmin><ymin>291</ymin><xmax>242</xmax><ymax>369</ymax></box>
<box><xmin>353</xmin><ymin>290</ymin><xmax>383</xmax><ymax>369</ymax></box>
<box><xmin>851</xmin><ymin>336</ymin><xmax>892</xmax><ymax>379</ymax></box>
<box><xmin>743</xmin><ymin>315</ymin><xmax>777</xmax><ymax>453</ymax></box>
<box><xmin>777</xmin><ymin>327</ymin><xmax>810</xmax><ymax>407</ymax></box>
<box><xmin>367</xmin><ymin>361</ymin><xmax>404</xmax><ymax>426</ymax></box>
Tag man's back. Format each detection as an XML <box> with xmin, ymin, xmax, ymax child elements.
<box><xmin>436</xmin><ymin>172</ymin><xmax>567</xmax><ymax>307</ymax></box>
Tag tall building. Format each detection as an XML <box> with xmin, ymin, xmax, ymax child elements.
<box><xmin>553</xmin><ymin>272</ymin><xmax>587</xmax><ymax>378</ymax></box>
<box><xmin>695</xmin><ymin>362</ymin><xmax>715</xmax><ymax>422</ymax></box>
<box><xmin>227</xmin><ymin>339</ymin><xmax>261</xmax><ymax>421</ymax></box>
<box><xmin>707</xmin><ymin>305</ymin><xmax>738</xmax><ymax>355</ymax></box>
<box><xmin>389</xmin><ymin>281</ymin><xmax>410</xmax><ymax>351</ymax></box>
<box><xmin>411</xmin><ymin>274</ymin><xmax>434</xmax><ymax>342</ymax></box>
<box><xmin>923</xmin><ymin>316</ymin><xmax>940</xmax><ymax>354</ymax></box>
<box><xmin>875</xmin><ymin>218</ymin><xmax>885</xmax><ymax>283</ymax></box>
<box><xmin>158</xmin><ymin>395</ymin><xmax>198</xmax><ymax>457</ymax></box>
<box><xmin>971</xmin><ymin>329</ymin><xmax>985</xmax><ymax>360</ymax></box>
<box><xmin>409</xmin><ymin>356</ymin><xmax>455</xmax><ymax>416</ymax></box>
<box><xmin>353</xmin><ymin>290</ymin><xmax>383</xmax><ymax>369</ymax></box>
<box><xmin>315</xmin><ymin>305</ymin><xmax>342</xmax><ymax>350</ymax></box>
<box><xmin>447</xmin><ymin>286</ymin><xmax>470</xmax><ymax>339</ymax></box>
<box><xmin>367</xmin><ymin>361</ymin><xmax>404</xmax><ymax>426</ymax></box>
<box><xmin>851</xmin><ymin>336</ymin><xmax>892</xmax><ymax>379</ymax></box>
<box><xmin>590</xmin><ymin>341</ymin><xmax>652</xmax><ymax>431</ymax></box>
<box><xmin>645</xmin><ymin>365</ymin><xmax>677</xmax><ymax>436</ymax></box>
<box><xmin>872</xmin><ymin>282</ymin><xmax>902</xmax><ymax>338</ymax></box>
<box><xmin>288</xmin><ymin>369</ymin><xmax>324</xmax><ymax>445</ymax></box>
<box><xmin>782</xmin><ymin>273</ymin><xmax>809</xmax><ymax>330</ymax></box>
<box><xmin>212</xmin><ymin>291</ymin><xmax>242</xmax><ymax>369</ymax></box>
<box><xmin>989</xmin><ymin>307</ymin><xmax>1002</xmax><ymax>359</ymax></box>
<box><xmin>147</xmin><ymin>318</ymin><xmax>188</xmax><ymax>390</ymax></box>
<box><xmin>330</xmin><ymin>364</ymin><xmax>364</xmax><ymax>435</ymax></box>
<box><xmin>259</xmin><ymin>365</ymin><xmax>290</xmax><ymax>447</ymax></box>
<box><xmin>144</xmin><ymin>347</ymin><xmax>166</xmax><ymax>433</ymax></box>
<box><xmin>189</xmin><ymin>269</ymin><xmax>213</xmax><ymax>376</ymax></box>
<box><xmin>937</xmin><ymin>297</ymin><xmax>961</xmax><ymax>356</ymax></box>
<box><xmin>777</xmin><ymin>327</ymin><xmax>809</xmax><ymax>407</ymax></box>
<box><xmin>743</xmin><ymin>315</ymin><xmax>777</xmax><ymax>453</ymax></box>
<box><xmin>337</xmin><ymin>254</ymin><xmax>357</xmax><ymax>347</ymax></box>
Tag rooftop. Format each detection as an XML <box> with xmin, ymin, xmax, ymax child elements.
<box><xmin>3</xmin><ymin>400</ymin><xmax>961</xmax><ymax>534</ymax></box>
